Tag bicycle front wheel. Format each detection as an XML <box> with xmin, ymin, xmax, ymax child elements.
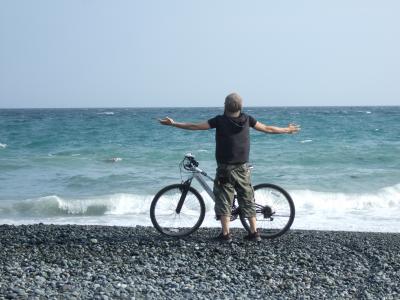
<box><xmin>150</xmin><ymin>184</ymin><xmax>205</xmax><ymax>237</ymax></box>
<box><xmin>240</xmin><ymin>183</ymin><xmax>295</xmax><ymax>239</ymax></box>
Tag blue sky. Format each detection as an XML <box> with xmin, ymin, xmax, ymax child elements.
<box><xmin>0</xmin><ymin>1</ymin><xmax>399</xmax><ymax>108</ymax></box>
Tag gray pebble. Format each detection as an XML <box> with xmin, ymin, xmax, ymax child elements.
<box><xmin>1</xmin><ymin>225</ymin><xmax>399</xmax><ymax>299</ymax></box>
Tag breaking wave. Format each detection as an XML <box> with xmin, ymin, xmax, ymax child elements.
<box><xmin>292</xmin><ymin>184</ymin><xmax>400</xmax><ymax>212</ymax></box>
<box><xmin>1</xmin><ymin>184</ymin><xmax>399</xmax><ymax>232</ymax></box>
<box><xmin>0</xmin><ymin>194</ymin><xmax>152</xmax><ymax>218</ymax></box>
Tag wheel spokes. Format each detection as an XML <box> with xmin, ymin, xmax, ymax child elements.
<box><xmin>243</xmin><ymin>184</ymin><xmax>295</xmax><ymax>238</ymax></box>
<box><xmin>152</xmin><ymin>187</ymin><xmax>203</xmax><ymax>236</ymax></box>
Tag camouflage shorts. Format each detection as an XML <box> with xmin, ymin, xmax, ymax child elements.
<box><xmin>213</xmin><ymin>163</ymin><xmax>256</xmax><ymax>219</ymax></box>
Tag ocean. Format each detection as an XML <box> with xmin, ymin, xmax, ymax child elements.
<box><xmin>0</xmin><ymin>106</ymin><xmax>399</xmax><ymax>232</ymax></box>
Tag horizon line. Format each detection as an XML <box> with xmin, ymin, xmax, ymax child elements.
<box><xmin>0</xmin><ymin>104</ymin><xmax>399</xmax><ymax>110</ymax></box>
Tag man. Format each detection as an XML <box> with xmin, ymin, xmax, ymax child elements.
<box><xmin>159</xmin><ymin>93</ymin><xmax>300</xmax><ymax>242</ymax></box>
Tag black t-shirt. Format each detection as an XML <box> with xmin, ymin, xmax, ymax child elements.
<box><xmin>208</xmin><ymin>113</ymin><xmax>257</xmax><ymax>164</ymax></box>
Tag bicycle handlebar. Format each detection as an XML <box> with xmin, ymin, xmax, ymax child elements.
<box><xmin>182</xmin><ymin>153</ymin><xmax>199</xmax><ymax>171</ymax></box>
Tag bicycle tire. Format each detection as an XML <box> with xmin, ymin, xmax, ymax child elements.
<box><xmin>240</xmin><ymin>183</ymin><xmax>295</xmax><ymax>239</ymax></box>
<box><xmin>150</xmin><ymin>184</ymin><xmax>206</xmax><ymax>237</ymax></box>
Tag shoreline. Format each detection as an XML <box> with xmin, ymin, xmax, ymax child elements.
<box><xmin>1</xmin><ymin>224</ymin><xmax>399</xmax><ymax>299</ymax></box>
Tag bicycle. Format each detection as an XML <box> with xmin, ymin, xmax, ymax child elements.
<box><xmin>150</xmin><ymin>153</ymin><xmax>295</xmax><ymax>239</ymax></box>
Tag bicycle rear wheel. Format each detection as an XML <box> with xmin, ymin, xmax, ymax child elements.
<box><xmin>150</xmin><ymin>184</ymin><xmax>205</xmax><ymax>237</ymax></box>
<box><xmin>240</xmin><ymin>183</ymin><xmax>295</xmax><ymax>239</ymax></box>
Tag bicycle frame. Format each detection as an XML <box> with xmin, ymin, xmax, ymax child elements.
<box><xmin>183</xmin><ymin>158</ymin><xmax>252</xmax><ymax>203</ymax></box>
<box><xmin>176</xmin><ymin>164</ymin><xmax>244</xmax><ymax>223</ymax></box>
<box><xmin>184</xmin><ymin>167</ymin><xmax>215</xmax><ymax>201</ymax></box>
<box><xmin>176</xmin><ymin>154</ymin><xmax>245</xmax><ymax>218</ymax></box>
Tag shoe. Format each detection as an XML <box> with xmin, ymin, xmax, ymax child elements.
<box><xmin>244</xmin><ymin>231</ymin><xmax>261</xmax><ymax>242</ymax></box>
<box><xmin>214</xmin><ymin>232</ymin><xmax>233</xmax><ymax>243</ymax></box>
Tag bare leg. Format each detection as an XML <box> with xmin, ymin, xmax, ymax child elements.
<box><xmin>220</xmin><ymin>216</ymin><xmax>230</xmax><ymax>235</ymax></box>
<box><xmin>249</xmin><ymin>216</ymin><xmax>257</xmax><ymax>233</ymax></box>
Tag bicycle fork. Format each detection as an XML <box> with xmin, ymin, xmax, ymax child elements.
<box><xmin>176</xmin><ymin>172</ymin><xmax>216</xmax><ymax>214</ymax></box>
<box><xmin>175</xmin><ymin>179</ymin><xmax>192</xmax><ymax>214</ymax></box>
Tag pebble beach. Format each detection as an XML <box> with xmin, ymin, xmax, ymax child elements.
<box><xmin>1</xmin><ymin>224</ymin><xmax>399</xmax><ymax>299</ymax></box>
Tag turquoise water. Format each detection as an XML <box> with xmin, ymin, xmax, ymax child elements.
<box><xmin>1</xmin><ymin>107</ymin><xmax>399</xmax><ymax>231</ymax></box>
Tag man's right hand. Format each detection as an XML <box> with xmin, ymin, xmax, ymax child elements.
<box><xmin>287</xmin><ymin>123</ymin><xmax>301</xmax><ymax>134</ymax></box>
<box><xmin>158</xmin><ymin>117</ymin><xmax>174</xmax><ymax>126</ymax></box>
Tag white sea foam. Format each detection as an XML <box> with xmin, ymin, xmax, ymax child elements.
<box><xmin>300</xmin><ymin>139</ymin><xmax>313</xmax><ymax>143</ymax></box>
<box><xmin>289</xmin><ymin>184</ymin><xmax>400</xmax><ymax>232</ymax></box>
<box><xmin>107</xmin><ymin>157</ymin><xmax>122</xmax><ymax>162</ymax></box>
<box><xmin>1</xmin><ymin>184</ymin><xmax>400</xmax><ymax>232</ymax></box>
<box><xmin>0</xmin><ymin>143</ymin><xmax>7</xmax><ymax>149</ymax></box>
<box><xmin>357</xmin><ymin>110</ymin><xmax>372</xmax><ymax>114</ymax></box>
<box><xmin>97</xmin><ymin>111</ymin><xmax>114</xmax><ymax>115</ymax></box>
<box><xmin>292</xmin><ymin>184</ymin><xmax>400</xmax><ymax>211</ymax></box>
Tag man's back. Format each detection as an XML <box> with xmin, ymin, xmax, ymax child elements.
<box><xmin>207</xmin><ymin>113</ymin><xmax>257</xmax><ymax>164</ymax></box>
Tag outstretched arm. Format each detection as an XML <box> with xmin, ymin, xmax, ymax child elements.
<box><xmin>159</xmin><ymin>117</ymin><xmax>210</xmax><ymax>130</ymax></box>
<box><xmin>254</xmin><ymin>121</ymin><xmax>300</xmax><ymax>134</ymax></box>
